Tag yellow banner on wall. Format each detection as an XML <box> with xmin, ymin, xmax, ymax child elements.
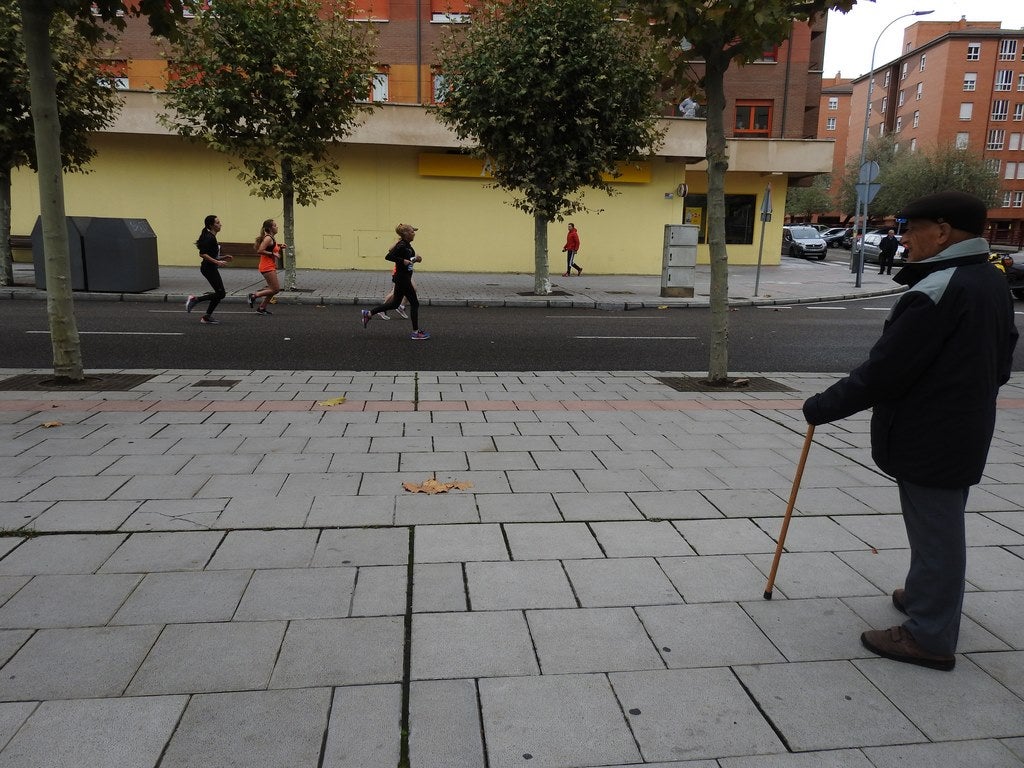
<box><xmin>418</xmin><ymin>154</ymin><xmax>651</xmax><ymax>183</ymax></box>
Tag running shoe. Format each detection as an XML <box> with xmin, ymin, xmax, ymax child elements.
<box><xmin>256</xmin><ymin>307</ymin><xmax>272</xmax><ymax>315</ymax></box>
<box><xmin>379</xmin><ymin>312</ymin><xmax>391</xmax><ymax>320</ymax></box>
<box><xmin>185</xmin><ymin>295</ymin><xmax>197</xmax><ymax>313</ymax></box>
<box><xmin>200</xmin><ymin>316</ymin><xmax>219</xmax><ymax>324</ymax></box>
<box><xmin>248</xmin><ymin>293</ymin><xmax>256</xmax><ymax>309</ymax></box>
<box><xmin>395</xmin><ymin>305</ymin><xmax>409</xmax><ymax>319</ymax></box>
<box><xmin>410</xmin><ymin>330</ymin><xmax>430</xmax><ymax>340</ymax></box>
<box><xmin>361</xmin><ymin>309</ymin><xmax>371</xmax><ymax>328</ymax></box>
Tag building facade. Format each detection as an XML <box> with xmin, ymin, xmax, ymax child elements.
<box><xmin>846</xmin><ymin>19</ymin><xmax>1024</xmax><ymax>245</ymax></box>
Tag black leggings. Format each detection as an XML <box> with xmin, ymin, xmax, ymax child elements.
<box><xmin>566</xmin><ymin>251</ymin><xmax>581</xmax><ymax>272</ymax></box>
<box><xmin>196</xmin><ymin>260</ymin><xmax>227</xmax><ymax>316</ymax></box>
<box><xmin>371</xmin><ymin>277</ymin><xmax>419</xmax><ymax>329</ymax></box>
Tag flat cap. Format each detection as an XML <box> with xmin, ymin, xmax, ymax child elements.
<box><xmin>898</xmin><ymin>190</ymin><xmax>988</xmax><ymax>236</ymax></box>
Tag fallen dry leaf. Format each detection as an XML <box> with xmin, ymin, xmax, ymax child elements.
<box><xmin>41</xmin><ymin>421</ymin><xmax>62</xmax><ymax>428</ymax></box>
<box><xmin>403</xmin><ymin>478</ymin><xmax>474</xmax><ymax>494</ymax></box>
<box><xmin>318</xmin><ymin>396</ymin><xmax>347</xmax><ymax>407</ymax></box>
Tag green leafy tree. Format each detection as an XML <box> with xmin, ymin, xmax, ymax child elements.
<box><xmin>836</xmin><ymin>134</ymin><xmax>897</xmax><ymax>218</ymax></box>
<box><xmin>630</xmin><ymin>0</ymin><xmax>860</xmax><ymax>385</ymax></box>
<box><xmin>785</xmin><ymin>176</ymin><xmax>833</xmax><ymax>221</ymax></box>
<box><xmin>434</xmin><ymin>0</ymin><xmax>665</xmax><ymax>295</ymax></box>
<box><xmin>161</xmin><ymin>0</ymin><xmax>377</xmax><ymax>289</ymax></box>
<box><xmin>1</xmin><ymin>1</ymin><xmax>122</xmax><ymax>287</ymax></box>
<box><xmin>18</xmin><ymin>0</ymin><xmax>186</xmax><ymax>383</ymax></box>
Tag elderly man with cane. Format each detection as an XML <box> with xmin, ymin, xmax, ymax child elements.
<box><xmin>802</xmin><ymin>191</ymin><xmax>1017</xmax><ymax>670</ymax></box>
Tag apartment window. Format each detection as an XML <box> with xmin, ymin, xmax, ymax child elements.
<box><xmin>959</xmin><ymin>102</ymin><xmax>973</xmax><ymax>120</ymax></box>
<box><xmin>895</xmin><ymin>116</ymin><xmax>903</xmax><ymax>133</ymax></box>
<box><xmin>993</xmin><ymin>99</ymin><xmax>1010</xmax><ymax>121</ymax></box>
<box><xmin>756</xmin><ymin>46</ymin><xmax>779</xmax><ymax>63</ymax></box>
<box><xmin>880</xmin><ymin>96</ymin><xmax>887</xmax><ymax>113</ymax></box>
<box><xmin>988</xmin><ymin>129</ymin><xmax>1006</xmax><ymax>150</ymax></box>
<box><xmin>1015</xmin><ymin>191</ymin><xmax>1024</xmax><ymax>208</ymax></box>
<box><xmin>963</xmin><ymin>72</ymin><xmax>977</xmax><ymax>91</ymax></box>
<box><xmin>97</xmin><ymin>59</ymin><xmax>129</xmax><ymax>90</ymax></box>
<box><xmin>919</xmin><ymin>54</ymin><xmax>926</xmax><ymax>72</ymax></box>
<box><xmin>901</xmin><ymin>62</ymin><xmax>908</xmax><ymax>80</ymax></box>
<box><xmin>898</xmin><ymin>90</ymin><xmax>906</xmax><ymax>106</ymax></box>
<box><xmin>430</xmin><ymin>0</ymin><xmax>469</xmax><ymax>21</ymax></box>
<box><xmin>348</xmin><ymin>0</ymin><xmax>389</xmax><ymax>20</ymax></box>
<box><xmin>1007</xmin><ymin>162</ymin><xmax>1018</xmax><ymax>180</ymax></box>
<box><xmin>1018</xmin><ymin>164</ymin><xmax>1024</xmax><ymax>179</ymax></box>
<box><xmin>1019</xmin><ymin>74</ymin><xmax>1024</xmax><ymax>91</ymax></box>
<box><xmin>1003</xmin><ymin>191</ymin><xmax>1012</xmax><ymax>207</ymax></box>
<box><xmin>913</xmin><ymin>110</ymin><xmax>920</xmax><ymax>128</ymax></box>
<box><xmin>371</xmin><ymin>72</ymin><xmax>388</xmax><ymax>102</ymax></box>
<box><xmin>999</xmin><ymin>39</ymin><xmax>1018</xmax><ymax>61</ymax></box>
<box><xmin>884</xmin><ymin>71</ymin><xmax>891</xmax><ymax>87</ymax></box>
<box><xmin>432</xmin><ymin>72</ymin><xmax>447</xmax><ymax>103</ymax></box>
<box><xmin>988</xmin><ymin>158</ymin><xmax>1002</xmax><ymax>174</ymax></box>
<box><xmin>996</xmin><ymin>70</ymin><xmax>1013</xmax><ymax>91</ymax></box>
<box><xmin>1011</xmin><ymin>133</ymin><xmax>1022</xmax><ymax>151</ymax></box>
<box><xmin>1016</xmin><ymin>104</ymin><xmax>1024</xmax><ymax>121</ymax></box>
<box><xmin>916</xmin><ymin>82</ymin><xmax>923</xmax><ymax>100</ymax></box>
<box><xmin>827</xmin><ymin>96</ymin><xmax>838</xmax><ymax>110</ymax></box>
<box><xmin>910</xmin><ymin>138</ymin><xmax>917</xmax><ymax>152</ymax></box>
<box><xmin>825</xmin><ymin>117</ymin><xmax>836</xmax><ymax>131</ymax></box>
<box><xmin>967</xmin><ymin>42</ymin><xmax>981</xmax><ymax>61</ymax></box>
<box><xmin>956</xmin><ymin>132</ymin><xmax>969</xmax><ymax>149</ymax></box>
<box><xmin>734</xmin><ymin>101</ymin><xmax>772</xmax><ymax>137</ymax></box>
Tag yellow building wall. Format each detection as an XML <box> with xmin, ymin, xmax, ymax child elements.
<box><xmin>10</xmin><ymin>133</ymin><xmax>784</xmax><ymax>272</ymax></box>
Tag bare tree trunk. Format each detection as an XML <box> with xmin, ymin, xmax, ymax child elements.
<box><xmin>703</xmin><ymin>54</ymin><xmax>730</xmax><ymax>385</ymax></box>
<box><xmin>0</xmin><ymin>166</ymin><xmax>12</xmax><ymax>287</ymax></box>
<box><xmin>20</xmin><ymin>0</ymin><xmax>83</xmax><ymax>383</ymax></box>
<box><xmin>282</xmin><ymin>157</ymin><xmax>296</xmax><ymax>290</ymax></box>
<box><xmin>533</xmin><ymin>213</ymin><xmax>551</xmax><ymax>295</ymax></box>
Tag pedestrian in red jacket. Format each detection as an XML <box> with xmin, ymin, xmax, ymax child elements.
<box><xmin>562</xmin><ymin>222</ymin><xmax>582</xmax><ymax>277</ymax></box>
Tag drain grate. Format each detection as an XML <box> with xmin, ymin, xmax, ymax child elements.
<box><xmin>655</xmin><ymin>376</ymin><xmax>796</xmax><ymax>393</ymax></box>
<box><xmin>0</xmin><ymin>373</ymin><xmax>156</xmax><ymax>392</ymax></box>
<box><xmin>193</xmin><ymin>379</ymin><xmax>240</xmax><ymax>388</ymax></box>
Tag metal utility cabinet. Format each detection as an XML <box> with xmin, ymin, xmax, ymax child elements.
<box><xmin>661</xmin><ymin>224</ymin><xmax>698</xmax><ymax>298</ymax></box>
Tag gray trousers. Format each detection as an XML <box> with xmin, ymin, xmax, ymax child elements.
<box><xmin>898</xmin><ymin>480</ymin><xmax>970</xmax><ymax>655</ymax></box>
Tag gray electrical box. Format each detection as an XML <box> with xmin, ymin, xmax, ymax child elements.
<box><xmin>661</xmin><ymin>224</ymin><xmax>698</xmax><ymax>297</ymax></box>
<box><xmin>32</xmin><ymin>216</ymin><xmax>159</xmax><ymax>293</ymax></box>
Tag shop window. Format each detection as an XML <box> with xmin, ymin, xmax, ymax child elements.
<box><xmin>681</xmin><ymin>194</ymin><xmax>757</xmax><ymax>245</ymax></box>
<box><xmin>734</xmin><ymin>101</ymin><xmax>771</xmax><ymax>137</ymax></box>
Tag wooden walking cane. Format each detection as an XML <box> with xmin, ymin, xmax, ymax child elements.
<box><xmin>763</xmin><ymin>424</ymin><xmax>815</xmax><ymax>599</ymax></box>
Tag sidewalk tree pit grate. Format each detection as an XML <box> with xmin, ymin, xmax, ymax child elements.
<box><xmin>193</xmin><ymin>380</ymin><xmax>240</xmax><ymax>388</ymax></box>
<box><xmin>0</xmin><ymin>373</ymin><xmax>156</xmax><ymax>391</ymax></box>
<box><xmin>655</xmin><ymin>376</ymin><xmax>796</xmax><ymax>393</ymax></box>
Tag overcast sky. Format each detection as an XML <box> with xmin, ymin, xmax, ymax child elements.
<box><xmin>823</xmin><ymin>0</ymin><xmax>1024</xmax><ymax>79</ymax></box>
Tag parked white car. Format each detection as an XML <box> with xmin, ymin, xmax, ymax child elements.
<box><xmin>856</xmin><ymin>231</ymin><xmax>907</xmax><ymax>264</ymax></box>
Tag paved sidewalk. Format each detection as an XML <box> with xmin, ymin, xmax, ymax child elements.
<box><xmin>0</xmin><ymin>369</ymin><xmax>1022</xmax><ymax>767</ymax></box>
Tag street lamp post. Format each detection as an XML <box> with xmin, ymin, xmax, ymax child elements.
<box><xmin>853</xmin><ymin>9</ymin><xmax>934</xmax><ymax>287</ymax></box>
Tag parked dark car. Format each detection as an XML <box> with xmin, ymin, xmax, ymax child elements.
<box><xmin>820</xmin><ymin>227</ymin><xmax>851</xmax><ymax>248</ymax></box>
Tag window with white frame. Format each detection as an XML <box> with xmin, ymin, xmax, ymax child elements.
<box><xmin>910</xmin><ymin>138</ymin><xmax>917</xmax><ymax>152</ymax></box>
<box><xmin>1011</xmin><ymin>133</ymin><xmax>1022</xmax><ymax>150</ymax></box>
<box><xmin>901</xmin><ymin>62</ymin><xmax>908</xmax><ymax>80</ymax></box>
<box><xmin>1017</xmin><ymin>164</ymin><xmax>1024</xmax><ymax>179</ymax></box>
<box><xmin>960</xmin><ymin>102</ymin><xmax>974</xmax><ymax>120</ymax></box>
<box><xmin>1015</xmin><ymin>191</ymin><xmax>1024</xmax><ymax>208</ymax></box>
<box><xmin>1016</xmin><ymin>104</ymin><xmax>1024</xmax><ymax>121</ymax></box>
<box><xmin>879</xmin><ymin>123</ymin><xmax>885</xmax><ymax>137</ymax></box>
<box><xmin>881</xmin><ymin>96</ymin><xmax>887</xmax><ymax>113</ymax></box>
<box><xmin>895</xmin><ymin>116</ymin><xmax>902</xmax><ymax>133</ymax></box>
<box><xmin>988</xmin><ymin>129</ymin><xmax>1007</xmax><ymax>150</ymax></box>
<box><xmin>996</xmin><ymin>70</ymin><xmax>1013</xmax><ymax>91</ymax></box>
<box><xmin>916</xmin><ymin>82</ymin><xmax>923</xmax><ymax>100</ymax></box>
<box><xmin>828</xmin><ymin>96</ymin><xmax>838</xmax><ymax>110</ymax></box>
<box><xmin>993</xmin><ymin>99</ymin><xmax>1010</xmax><ymax>121</ymax></box>
<box><xmin>826</xmin><ymin>117</ymin><xmax>836</xmax><ymax>131</ymax></box>
<box><xmin>432</xmin><ymin>72</ymin><xmax>447</xmax><ymax>103</ymax></box>
<box><xmin>884</xmin><ymin>71</ymin><xmax>891</xmax><ymax>87</ymax></box>
<box><xmin>963</xmin><ymin>72</ymin><xmax>977</xmax><ymax>91</ymax></box>
<box><xmin>1000</xmin><ymin>39</ymin><xmax>1018</xmax><ymax>60</ymax></box>
<box><xmin>1003</xmin><ymin>191</ymin><xmax>1013</xmax><ymax>207</ymax></box>
<box><xmin>371</xmin><ymin>72</ymin><xmax>388</xmax><ymax>102</ymax></box>
<box><xmin>1019</xmin><ymin>74</ymin><xmax>1024</xmax><ymax>91</ymax></box>
<box><xmin>913</xmin><ymin>110</ymin><xmax>920</xmax><ymax>128</ymax></box>
<box><xmin>988</xmin><ymin>158</ymin><xmax>1002</xmax><ymax>174</ymax></box>
<box><xmin>967</xmin><ymin>42</ymin><xmax>981</xmax><ymax>61</ymax></box>
<box><xmin>956</xmin><ymin>132</ymin><xmax>970</xmax><ymax>148</ymax></box>
<box><xmin>1007</xmin><ymin>162</ymin><xmax>1018</xmax><ymax>179</ymax></box>
<box><xmin>919</xmin><ymin>54</ymin><xmax>926</xmax><ymax>71</ymax></box>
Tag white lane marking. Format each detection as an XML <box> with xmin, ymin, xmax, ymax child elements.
<box><xmin>27</xmin><ymin>331</ymin><xmax>184</xmax><ymax>336</ymax></box>
<box><xmin>574</xmin><ymin>336</ymin><xmax>697</xmax><ymax>340</ymax></box>
<box><xmin>545</xmin><ymin>316</ymin><xmax>675</xmax><ymax>319</ymax></box>
<box><xmin>807</xmin><ymin>306</ymin><xmax>846</xmax><ymax>310</ymax></box>
<box><xmin>757</xmin><ymin>306</ymin><xmax>793</xmax><ymax>309</ymax></box>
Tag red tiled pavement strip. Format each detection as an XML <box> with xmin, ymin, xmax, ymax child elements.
<box><xmin>3</xmin><ymin>398</ymin><xmax>1024</xmax><ymax>413</ymax></box>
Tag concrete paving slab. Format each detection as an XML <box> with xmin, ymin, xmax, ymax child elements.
<box><xmin>160</xmin><ymin>688</ymin><xmax>330</xmax><ymax>768</ymax></box>
<box><xmin>409</xmin><ymin>679</ymin><xmax>485</xmax><ymax>768</ymax></box>
<box><xmin>234</xmin><ymin>567</ymin><xmax>356</xmax><ymax>620</ymax></box>
<box><xmin>741</xmin><ymin>597</ymin><xmax>873</xmax><ymax>662</ymax></box>
<box><xmin>610</xmin><ymin>668</ymin><xmax>784</xmax><ymax>761</ymax></box>
<box><xmin>555</xmin><ymin>491</ymin><xmax>644</xmax><ymax>521</ymax></box>
<box><xmin>467</xmin><ymin>561</ymin><xmax>577</xmax><ymax>610</ymax></box>
<box><xmin>412</xmin><ymin>563</ymin><xmax>466</xmax><ymax>613</ymax></box>
<box><xmin>126</xmin><ymin>620</ymin><xmax>285</xmax><ymax>695</ymax></box>
<box><xmin>118</xmin><ymin>498</ymin><xmax>225</xmax><ymax>531</ymax></box>
<box><xmin>415</xmin><ymin>524</ymin><xmax>507</xmax><ymax>563</ymax></box>
<box><xmin>967</xmin><ymin>546</ymin><xmax>1024</xmax><ymax>590</ymax></box>
<box><xmin>0</xmin><ymin>578</ymin><xmax>29</xmax><ymax>608</ymax></box>
<box><xmin>967</xmin><ymin>650</ymin><xmax>1024</xmax><ymax>698</ymax></box>
<box><xmin>394</xmin><ymin>492</ymin><xmax>479</xmax><ymax>525</ymax></box>
<box><xmin>269</xmin><ymin>617</ymin><xmax>403</xmax><ymax>688</ymax></box>
<box><xmin>627</xmin><ymin>489</ymin><xmax>724</xmax><ymax>520</ymax></box>
<box><xmin>306</xmin><ymin>494</ymin><xmax>394</xmax><ymax>527</ymax></box>
<box><xmin>528</xmin><ymin>607</ymin><xmax>664</xmax><ymax>674</ymax></box>
<box><xmin>313</xmin><ymin>527</ymin><xmax>409</xmax><ymax>566</ymax></box>
<box><xmin>206</xmin><ymin>529</ymin><xmax>318</xmax><ymax>570</ymax></box>
<box><xmin>0</xmin><ymin>695</ymin><xmax>186</xmax><ymax>768</ymax></box>
<box><xmin>479</xmin><ymin>674</ymin><xmax>641</xmax><ymax>768</ymax></box>
<box><xmin>701</xmin><ymin>488</ymin><xmax>788</xmax><ymax>518</ymax></box>
<box><xmin>0</xmin><ymin>502</ymin><xmax>47</xmax><ymax>530</ymax></box>
<box><xmin>0</xmin><ymin>624</ymin><xmax>161</xmax><ymax>701</ymax></box>
<box><xmin>674</xmin><ymin>518</ymin><xmax>777</xmax><ymax>555</ymax></box>
<box><xmin>0</xmin><ymin>573</ymin><xmax>141</xmax><ymax>629</ymax></box>
<box><xmin>734</xmin><ymin>660</ymin><xmax>923</xmax><ymax>751</ymax></box>
<box><xmin>0</xmin><ymin>702</ymin><xmax>35</xmax><ymax>754</ymax></box>
<box><xmin>563</xmin><ymin>557</ymin><xmax>683</xmax><ymax>607</ymax></box>
<box><xmin>591</xmin><ymin>520</ymin><xmax>695</xmax><ymax>557</ymax></box>
<box><xmin>658</xmin><ymin>554</ymin><xmax>771</xmax><ymax>603</ymax></box>
<box><xmin>322</xmin><ymin>684</ymin><xmax>402</xmax><ymax>768</ymax></box>
<box><xmin>718</xmin><ymin>752</ymin><xmax>875</xmax><ymax>767</ymax></box>
<box><xmin>110</xmin><ymin>570</ymin><xmax>251</xmax><ymax>625</ymax></box>
<box><xmin>412</xmin><ymin>611</ymin><xmax>539</xmax><ymax>679</ymax></box>
<box><xmin>637</xmin><ymin>603</ymin><xmax>784</xmax><ymax>667</ymax></box>
<box><xmin>351</xmin><ymin>565</ymin><xmax>407</xmax><ymax>616</ymax></box>
<box><xmin>862</xmin><ymin>739</ymin><xmax>1024</xmax><ymax>768</ymax></box>
<box><xmin>0</xmin><ymin>630</ymin><xmax>30</xmax><ymax>668</ymax></box>
<box><xmin>28</xmin><ymin>500</ymin><xmax>139</xmax><ymax>532</ymax></box>
<box><xmin>504</xmin><ymin>522</ymin><xmax>603</xmax><ymax>560</ymax></box>
<box><xmin>856</xmin><ymin>656</ymin><xmax>1024</xmax><ymax>740</ymax></box>
<box><xmin>477</xmin><ymin>493</ymin><xmax>562</xmax><ymax>524</ymax></box>
<box><xmin>746</xmin><ymin>551</ymin><xmax>881</xmax><ymax>599</ymax></box>
<box><xmin>0</xmin><ymin>533</ymin><xmax>126</xmax><ymax>576</ymax></box>
<box><xmin>753</xmin><ymin>515</ymin><xmax>868</xmax><ymax>552</ymax></box>
<box><xmin>963</xmin><ymin>590</ymin><xmax>1024</xmax><ymax>647</ymax></box>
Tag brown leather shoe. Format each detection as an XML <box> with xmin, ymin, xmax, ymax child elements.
<box><xmin>861</xmin><ymin>626</ymin><xmax>955</xmax><ymax>671</ymax></box>
<box><xmin>892</xmin><ymin>588</ymin><xmax>907</xmax><ymax>615</ymax></box>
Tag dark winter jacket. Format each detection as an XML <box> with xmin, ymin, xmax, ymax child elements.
<box><xmin>803</xmin><ymin>238</ymin><xmax>1018</xmax><ymax>487</ymax></box>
